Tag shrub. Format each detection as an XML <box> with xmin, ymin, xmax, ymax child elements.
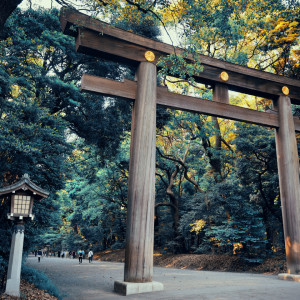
<box><xmin>21</xmin><ymin>265</ymin><xmax>61</xmax><ymax>299</ymax></box>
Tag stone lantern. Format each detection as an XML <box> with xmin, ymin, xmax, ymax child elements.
<box><xmin>0</xmin><ymin>174</ymin><xmax>49</xmax><ymax>297</ymax></box>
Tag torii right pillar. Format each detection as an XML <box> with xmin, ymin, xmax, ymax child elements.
<box><xmin>274</xmin><ymin>95</ymin><xmax>300</xmax><ymax>281</ymax></box>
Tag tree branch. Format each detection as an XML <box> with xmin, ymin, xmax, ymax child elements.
<box><xmin>155</xmin><ymin>202</ymin><xmax>177</xmax><ymax>210</ymax></box>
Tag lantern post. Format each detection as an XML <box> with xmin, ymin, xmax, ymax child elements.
<box><xmin>0</xmin><ymin>174</ymin><xmax>49</xmax><ymax>297</ymax></box>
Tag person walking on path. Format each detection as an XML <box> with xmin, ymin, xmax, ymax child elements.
<box><xmin>37</xmin><ymin>249</ymin><xmax>42</xmax><ymax>263</ymax></box>
<box><xmin>88</xmin><ymin>249</ymin><xmax>94</xmax><ymax>263</ymax></box>
<box><xmin>78</xmin><ymin>249</ymin><xmax>84</xmax><ymax>264</ymax></box>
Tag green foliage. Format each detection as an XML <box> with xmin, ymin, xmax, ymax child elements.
<box><xmin>111</xmin><ymin>6</ymin><xmax>161</xmax><ymax>40</ymax></box>
<box><xmin>157</xmin><ymin>51</ymin><xmax>203</xmax><ymax>86</ymax></box>
<box><xmin>175</xmin><ymin>120</ymin><xmax>284</xmax><ymax>261</ymax></box>
<box><xmin>234</xmin><ymin>123</ymin><xmax>283</xmax><ymax>253</ymax></box>
<box><xmin>0</xmin><ymin>8</ymin><xmax>73</xmax><ymax>282</ymax></box>
<box><xmin>206</xmin><ymin>180</ymin><xmax>268</xmax><ymax>263</ymax></box>
<box><xmin>54</xmin><ymin>137</ymin><xmax>129</xmax><ymax>252</ymax></box>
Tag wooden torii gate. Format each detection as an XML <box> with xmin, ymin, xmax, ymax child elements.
<box><xmin>60</xmin><ymin>8</ymin><xmax>300</xmax><ymax>294</ymax></box>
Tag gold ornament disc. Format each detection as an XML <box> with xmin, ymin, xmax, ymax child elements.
<box><xmin>220</xmin><ymin>71</ymin><xmax>229</xmax><ymax>81</ymax></box>
<box><xmin>282</xmin><ymin>86</ymin><xmax>289</xmax><ymax>95</ymax></box>
<box><xmin>144</xmin><ymin>51</ymin><xmax>155</xmax><ymax>62</ymax></box>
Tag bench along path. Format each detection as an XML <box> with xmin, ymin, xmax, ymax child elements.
<box><xmin>26</xmin><ymin>256</ymin><xmax>300</xmax><ymax>300</ymax></box>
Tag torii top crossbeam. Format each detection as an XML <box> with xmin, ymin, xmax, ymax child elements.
<box><xmin>60</xmin><ymin>8</ymin><xmax>300</xmax><ymax>104</ymax></box>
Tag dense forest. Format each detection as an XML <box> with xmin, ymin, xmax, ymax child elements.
<box><xmin>0</xmin><ymin>0</ymin><xmax>299</xmax><ymax>286</ymax></box>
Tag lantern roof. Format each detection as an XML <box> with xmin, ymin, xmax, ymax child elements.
<box><xmin>0</xmin><ymin>174</ymin><xmax>49</xmax><ymax>199</ymax></box>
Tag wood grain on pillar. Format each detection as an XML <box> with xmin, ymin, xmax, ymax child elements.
<box><xmin>124</xmin><ymin>62</ymin><xmax>157</xmax><ymax>282</ymax></box>
<box><xmin>274</xmin><ymin>95</ymin><xmax>300</xmax><ymax>274</ymax></box>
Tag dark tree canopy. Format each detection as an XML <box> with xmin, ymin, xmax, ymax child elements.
<box><xmin>0</xmin><ymin>0</ymin><xmax>23</xmax><ymax>34</ymax></box>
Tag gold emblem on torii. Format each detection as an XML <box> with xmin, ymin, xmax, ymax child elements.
<box><xmin>282</xmin><ymin>86</ymin><xmax>289</xmax><ymax>95</ymax></box>
<box><xmin>144</xmin><ymin>51</ymin><xmax>155</xmax><ymax>62</ymax></box>
<box><xmin>220</xmin><ymin>71</ymin><xmax>229</xmax><ymax>81</ymax></box>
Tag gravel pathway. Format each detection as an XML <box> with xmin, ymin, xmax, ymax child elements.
<box><xmin>26</xmin><ymin>256</ymin><xmax>300</xmax><ymax>300</ymax></box>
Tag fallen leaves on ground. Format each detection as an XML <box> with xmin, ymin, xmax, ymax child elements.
<box><xmin>94</xmin><ymin>249</ymin><xmax>287</xmax><ymax>274</ymax></box>
<box><xmin>0</xmin><ymin>280</ymin><xmax>57</xmax><ymax>300</ymax></box>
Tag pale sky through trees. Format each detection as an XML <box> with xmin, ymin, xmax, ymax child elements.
<box><xmin>19</xmin><ymin>0</ymin><xmax>61</xmax><ymax>10</ymax></box>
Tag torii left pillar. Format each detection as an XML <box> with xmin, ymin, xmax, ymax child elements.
<box><xmin>114</xmin><ymin>62</ymin><xmax>164</xmax><ymax>295</ymax></box>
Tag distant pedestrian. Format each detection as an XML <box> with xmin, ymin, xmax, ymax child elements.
<box><xmin>72</xmin><ymin>251</ymin><xmax>76</xmax><ymax>259</ymax></box>
<box><xmin>78</xmin><ymin>249</ymin><xmax>84</xmax><ymax>264</ymax></box>
<box><xmin>88</xmin><ymin>249</ymin><xmax>94</xmax><ymax>263</ymax></box>
<box><xmin>37</xmin><ymin>249</ymin><xmax>42</xmax><ymax>263</ymax></box>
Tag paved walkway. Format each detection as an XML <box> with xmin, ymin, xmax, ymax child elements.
<box><xmin>26</xmin><ymin>256</ymin><xmax>300</xmax><ymax>300</ymax></box>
